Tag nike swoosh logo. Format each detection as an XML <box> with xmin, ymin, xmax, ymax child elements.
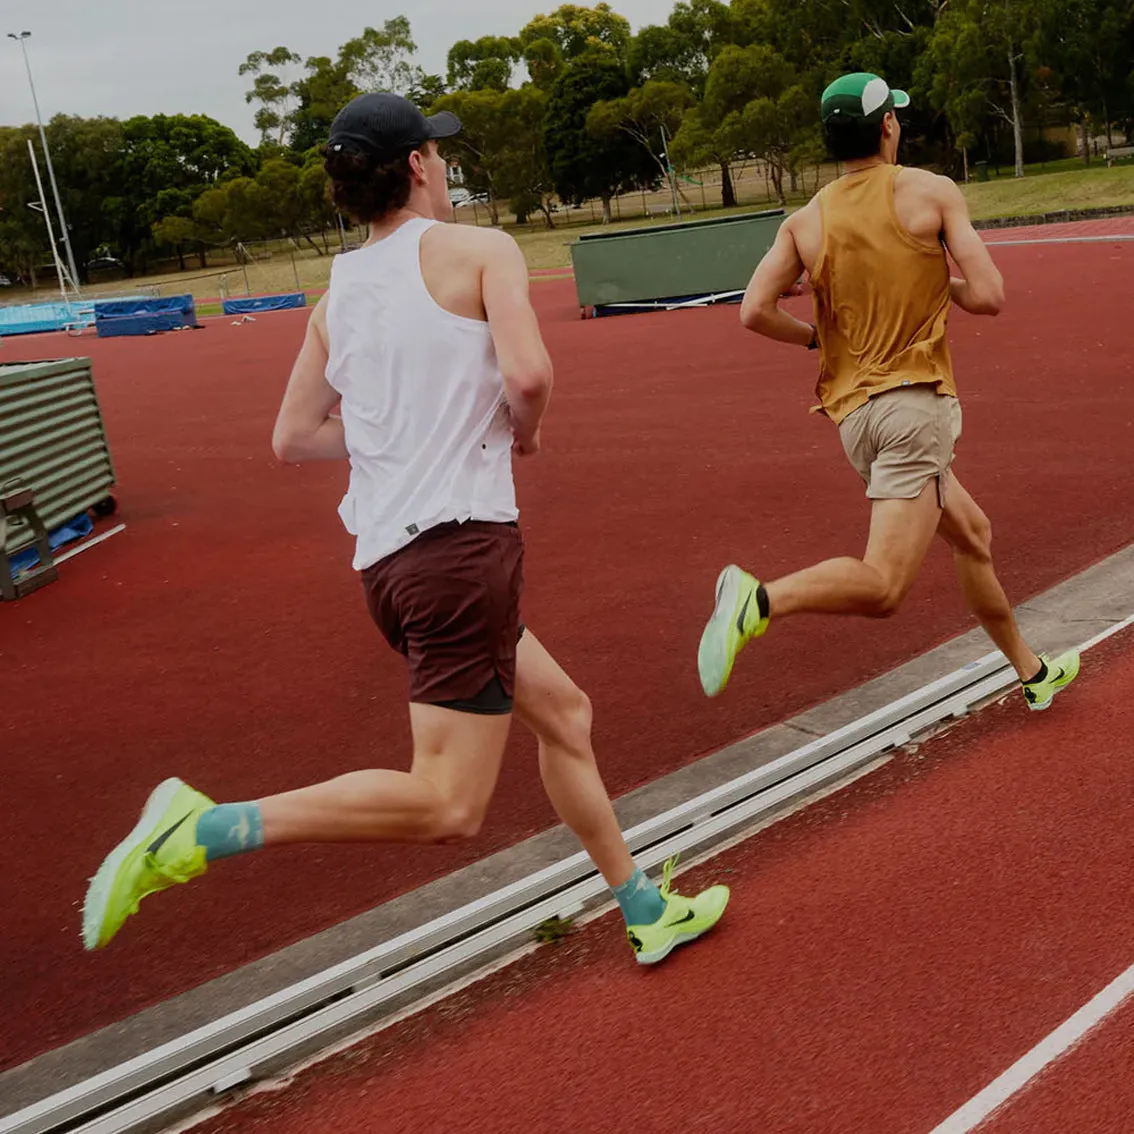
<box><xmin>147</xmin><ymin>812</ymin><xmax>193</xmax><ymax>856</ymax></box>
<box><xmin>666</xmin><ymin>909</ymin><xmax>697</xmax><ymax>927</ymax></box>
<box><xmin>736</xmin><ymin>593</ymin><xmax>752</xmax><ymax>636</ymax></box>
<box><xmin>1051</xmin><ymin>668</ymin><xmax>1065</xmax><ymax>682</ymax></box>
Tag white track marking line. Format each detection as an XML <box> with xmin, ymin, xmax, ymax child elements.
<box><xmin>53</xmin><ymin>522</ymin><xmax>126</xmax><ymax>565</ymax></box>
<box><xmin>1076</xmin><ymin>612</ymin><xmax>1134</xmax><ymax>652</ymax></box>
<box><xmin>985</xmin><ymin>233</ymin><xmax>1134</xmax><ymax>246</ymax></box>
<box><xmin>929</xmin><ymin>963</ymin><xmax>1134</xmax><ymax>1133</ymax></box>
<box><xmin>928</xmin><ymin>613</ymin><xmax>1134</xmax><ymax>1133</ymax></box>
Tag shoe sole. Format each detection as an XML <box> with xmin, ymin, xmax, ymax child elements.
<box><xmin>1025</xmin><ymin>650</ymin><xmax>1081</xmax><ymax>712</ymax></box>
<box><xmin>82</xmin><ymin>777</ymin><xmax>185</xmax><ymax>951</ymax></box>
<box><xmin>698</xmin><ymin>567</ymin><xmax>743</xmax><ymax>698</ymax></box>
<box><xmin>635</xmin><ymin>890</ymin><xmax>731</xmax><ymax>965</ymax></box>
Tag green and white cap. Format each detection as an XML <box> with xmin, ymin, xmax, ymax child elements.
<box><xmin>820</xmin><ymin>73</ymin><xmax>910</xmax><ymax>124</ymax></box>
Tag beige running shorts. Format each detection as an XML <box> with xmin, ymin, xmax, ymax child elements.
<box><xmin>838</xmin><ymin>384</ymin><xmax>962</xmax><ymax>507</ymax></box>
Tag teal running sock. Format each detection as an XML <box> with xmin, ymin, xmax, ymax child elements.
<box><xmin>612</xmin><ymin>867</ymin><xmax>666</xmax><ymax>927</ymax></box>
<box><xmin>194</xmin><ymin>803</ymin><xmax>264</xmax><ymax>862</ymax></box>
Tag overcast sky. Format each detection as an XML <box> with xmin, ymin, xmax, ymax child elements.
<box><xmin>0</xmin><ymin>0</ymin><xmax>673</xmax><ymax>144</ymax></box>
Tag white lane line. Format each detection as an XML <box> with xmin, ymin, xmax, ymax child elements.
<box><xmin>985</xmin><ymin>234</ymin><xmax>1134</xmax><ymax>246</ymax></box>
<box><xmin>1076</xmin><ymin>611</ymin><xmax>1134</xmax><ymax>652</ymax></box>
<box><xmin>54</xmin><ymin>522</ymin><xmax>126</xmax><ymax>565</ymax></box>
<box><xmin>928</xmin><ymin>610</ymin><xmax>1134</xmax><ymax>1132</ymax></box>
<box><xmin>929</xmin><ymin>962</ymin><xmax>1134</xmax><ymax>1133</ymax></box>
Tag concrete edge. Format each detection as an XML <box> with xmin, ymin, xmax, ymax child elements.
<box><xmin>973</xmin><ymin>203</ymin><xmax>1134</xmax><ymax>231</ymax></box>
<box><xmin>3</xmin><ymin>543</ymin><xmax>1132</xmax><ymax>1115</ymax></box>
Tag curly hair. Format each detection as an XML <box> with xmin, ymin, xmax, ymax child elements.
<box><xmin>323</xmin><ymin>142</ymin><xmax>426</xmax><ymax>223</ymax></box>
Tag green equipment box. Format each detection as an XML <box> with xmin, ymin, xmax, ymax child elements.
<box><xmin>570</xmin><ymin>208</ymin><xmax>786</xmax><ymax>314</ymax></box>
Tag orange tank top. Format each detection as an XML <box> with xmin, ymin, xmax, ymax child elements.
<box><xmin>810</xmin><ymin>164</ymin><xmax>955</xmax><ymax>423</ymax></box>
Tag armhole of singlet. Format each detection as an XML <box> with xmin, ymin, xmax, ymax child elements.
<box><xmin>323</xmin><ymin>257</ymin><xmax>342</xmax><ymax>383</ymax></box>
<box><xmin>413</xmin><ymin>220</ymin><xmax>493</xmax><ymax>331</ymax></box>
<box><xmin>811</xmin><ymin>187</ymin><xmax>829</xmax><ymax>282</ymax></box>
<box><xmin>887</xmin><ymin>166</ymin><xmax>945</xmax><ymax>255</ymax></box>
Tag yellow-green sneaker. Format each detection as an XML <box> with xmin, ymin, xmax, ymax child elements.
<box><xmin>698</xmin><ymin>565</ymin><xmax>768</xmax><ymax>697</ymax></box>
<box><xmin>82</xmin><ymin>778</ymin><xmax>214</xmax><ymax>951</ymax></box>
<box><xmin>626</xmin><ymin>857</ymin><xmax>730</xmax><ymax>965</ymax></box>
<box><xmin>1021</xmin><ymin>649</ymin><xmax>1080</xmax><ymax>712</ymax></box>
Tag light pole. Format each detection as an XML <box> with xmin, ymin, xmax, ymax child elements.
<box><xmin>26</xmin><ymin>140</ymin><xmax>68</xmax><ymax>300</ymax></box>
<box><xmin>8</xmin><ymin>30</ymin><xmax>81</xmax><ymax>292</ymax></box>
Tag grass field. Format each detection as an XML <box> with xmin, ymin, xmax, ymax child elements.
<box><xmin>964</xmin><ymin>160</ymin><xmax>1134</xmax><ymax>218</ymax></box>
<box><xmin>517</xmin><ymin>160</ymin><xmax>1134</xmax><ymax>269</ymax></box>
<box><xmin>6</xmin><ymin>157</ymin><xmax>1133</xmax><ymax>306</ymax></box>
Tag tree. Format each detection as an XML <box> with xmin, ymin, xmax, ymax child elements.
<box><xmin>0</xmin><ymin>112</ymin><xmax>253</xmax><ymax>279</ymax></box>
<box><xmin>407</xmin><ymin>73</ymin><xmax>448</xmax><ymax>109</ymax></box>
<box><xmin>1032</xmin><ymin>0</ymin><xmax>1134</xmax><ymax>157</ymax></box>
<box><xmin>494</xmin><ymin>87</ymin><xmax>558</xmax><ymax>226</ymax></box>
<box><xmin>188</xmin><ymin>177</ymin><xmax>273</xmax><ymax>245</ymax></box>
<box><xmin>297</xmin><ymin>151</ymin><xmax>336</xmax><ymax>250</ymax></box>
<box><xmin>256</xmin><ymin>157</ymin><xmax>330</xmax><ymax>253</ymax></box>
<box><xmin>224</xmin><ymin>177</ymin><xmax>276</xmax><ymax>243</ymax></box>
<box><xmin>114</xmin><ymin>113</ymin><xmax>255</xmax><ymax>268</ymax></box>
<box><xmin>925</xmin><ymin>0</ymin><xmax>1038</xmax><ymax>177</ymax></box>
<box><xmin>340</xmin><ymin>18</ymin><xmax>426</xmax><ymax>96</ymax></box>
<box><xmin>432</xmin><ymin>86</ymin><xmax>556</xmax><ymax>226</ymax></box>
<box><xmin>544</xmin><ymin>54</ymin><xmax>657</xmax><ymax>222</ymax></box>
<box><xmin>670</xmin><ymin>108</ymin><xmax>738</xmax><ymax>205</ymax></box>
<box><xmin>518</xmin><ymin>3</ymin><xmax>632</xmax><ymax>61</ymax></box>
<box><xmin>693</xmin><ymin>43</ymin><xmax>816</xmax><ymax>205</ymax></box>
<box><xmin>728</xmin><ymin>83</ymin><xmax>815</xmax><ymax>202</ymax></box>
<box><xmin>256</xmin><ymin>159</ymin><xmax>303</xmax><ymax>233</ymax></box>
<box><xmin>191</xmin><ymin>185</ymin><xmax>231</xmax><ymax>245</ymax></box>
<box><xmin>34</xmin><ymin>115</ymin><xmax>124</xmax><ymax>277</ymax></box>
<box><xmin>0</xmin><ymin>125</ymin><xmax>51</xmax><ymax>287</ymax></box>
<box><xmin>165</xmin><ymin>156</ymin><xmax>328</xmax><ymax>252</ymax></box>
<box><xmin>587</xmin><ymin>80</ymin><xmax>696</xmax><ymax>187</ymax></box>
<box><xmin>240</xmin><ymin>47</ymin><xmax>302</xmax><ymax>146</ymax></box>
<box><xmin>151</xmin><ymin>215</ymin><xmax>199</xmax><ymax>271</ymax></box>
<box><xmin>239</xmin><ymin>22</ymin><xmax>428</xmax><ymax>150</ymax></box>
<box><xmin>290</xmin><ymin>56</ymin><xmax>358</xmax><ymax>153</ymax></box>
<box><xmin>447</xmin><ymin>37</ymin><xmax>522</xmax><ymax>91</ymax></box>
<box><xmin>628</xmin><ymin>0</ymin><xmax>733</xmax><ymax>95</ymax></box>
<box><xmin>431</xmin><ymin>89</ymin><xmax>511</xmax><ymax>224</ymax></box>
<box><xmin>523</xmin><ymin>37</ymin><xmax>567</xmax><ymax>91</ymax></box>
<box><xmin>730</xmin><ymin>0</ymin><xmax>844</xmax><ymax>67</ymax></box>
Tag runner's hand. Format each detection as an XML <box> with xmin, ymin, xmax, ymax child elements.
<box><xmin>512</xmin><ymin>428</ymin><xmax>541</xmax><ymax>457</ymax></box>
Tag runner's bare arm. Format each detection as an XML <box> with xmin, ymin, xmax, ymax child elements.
<box><xmin>272</xmin><ymin>296</ymin><xmax>348</xmax><ymax>463</ymax></box>
<box><xmin>739</xmin><ymin>219</ymin><xmax>815</xmax><ymax>347</ymax></box>
<box><xmin>939</xmin><ymin>177</ymin><xmax>1005</xmax><ymax>316</ymax></box>
<box><xmin>482</xmin><ymin>232</ymin><xmax>552</xmax><ymax>455</ymax></box>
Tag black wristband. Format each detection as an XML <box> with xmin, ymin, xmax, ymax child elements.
<box><xmin>807</xmin><ymin>324</ymin><xmax>819</xmax><ymax>350</ymax></box>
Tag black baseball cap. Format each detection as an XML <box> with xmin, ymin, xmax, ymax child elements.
<box><xmin>327</xmin><ymin>92</ymin><xmax>461</xmax><ymax>159</ymax></box>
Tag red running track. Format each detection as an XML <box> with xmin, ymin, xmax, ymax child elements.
<box><xmin>3</xmin><ymin>238</ymin><xmax>1134</xmax><ymax>1068</ymax></box>
<box><xmin>197</xmin><ymin>626</ymin><xmax>1134</xmax><ymax>1134</ymax></box>
<box><xmin>982</xmin><ymin>997</ymin><xmax>1134</xmax><ymax>1132</ymax></box>
<box><xmin>982</xmin><ymin>215</ymin><xmax>1134</xmax><ymax>243</ymax></box>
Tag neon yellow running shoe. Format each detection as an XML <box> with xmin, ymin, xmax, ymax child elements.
<box><xmin>698</xmin><ymin>565</ymin><xmax>768</xmax><ymax>697</ymax></box>
<box><xmin>1021</xmin><ymin>649</ymin><xmax>1080</xmax><ymax>712</ymax></box>
<box><xmin>82</xmin><ymin>778</ymin><xmax>213</xmax><ymax>951</ymax></box>
<box><xmin>626</xmin><ymin>856</ymin><xmax>730</xmax><ymax>965</ymax></box>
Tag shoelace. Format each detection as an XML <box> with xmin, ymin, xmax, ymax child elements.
<box><xmin>145</xmin><ymin>851</ymin><xmax>198</xmax><ymax>886</ymax></box>
<box><xmin>626</xmin><ymin>855</ymin><xmax>683</xmax><ymax>948</ymax></box>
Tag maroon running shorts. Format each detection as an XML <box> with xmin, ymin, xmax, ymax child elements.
<box><xmin>361</xmin><ymin>520</ymin><xmax>524</xmax><ymax>712</ymax></box>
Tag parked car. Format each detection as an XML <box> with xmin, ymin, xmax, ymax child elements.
<box><xmin>447</xmin><ymin>187</ymin><xmax>491</xmax><ymax>208</ymax></box>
